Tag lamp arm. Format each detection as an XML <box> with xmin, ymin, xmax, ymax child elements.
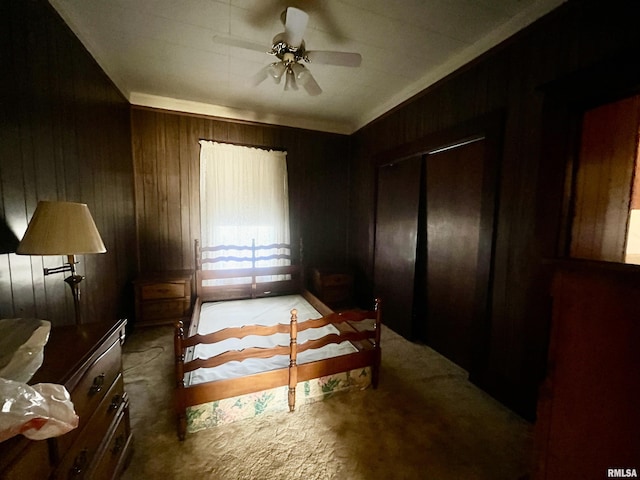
<box><xmin>44</xmin><ymin>264</ymin><xmax>73</xmax><ymax>275</ymax></box>
<box><xmin>43</xmin><ymin>255</ymin><xmax>85</xmax><ymax>325</ymax></box>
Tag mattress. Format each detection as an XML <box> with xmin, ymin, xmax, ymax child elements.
<box><xmin>186</xmin><ymin>295</ymin><xmax>358</xmax><ymax>386</ymax></box>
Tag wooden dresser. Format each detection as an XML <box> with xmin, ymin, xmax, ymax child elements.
<box><xmin>133</xmin><ymin>270</ymin><xmax>192</xmax><ymax>327</ymax></box>
<box><xmin>311</xmin><ymin>267</ymin><xmax>354</xmax><ymax>308</ymax></box>
<box><xmin>0</xmin><ymin>319</ymin><xmax>133</xmax><ymax>479</ymax></box>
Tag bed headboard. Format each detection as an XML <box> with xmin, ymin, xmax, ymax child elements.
<box><xmin>194</xmin><ymin>239</ymin><xmax>302</xmax><ymax>301</ymax></box>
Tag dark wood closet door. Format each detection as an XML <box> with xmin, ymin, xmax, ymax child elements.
<box><xmin>424</xmin><ymin>139</ymin><xmax>489</xmax><ymax>372</ymax></box>
<box><xmin>374</xmin><ymin>156</ymin><xmax>422</xmax><ymax>339</ymax></box>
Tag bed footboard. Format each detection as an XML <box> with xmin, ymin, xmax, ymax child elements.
<box><xmin>286</xmin><ymin>298</ymin><xmax>381</xmax><ymax>412</ymax></box>
<box><xmin>175</xmin><ymin>320</ymin><xmax>188</xmax><ymax>441</ymax></box>
<box><xmin>174</xmin><ymin>297</ymin><xmax>382</xmax><ymax>440</ymax></box>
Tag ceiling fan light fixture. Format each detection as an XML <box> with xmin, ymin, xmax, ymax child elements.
<box><xmin>284</xmin><ymin>67</ymin><xmax>298</xmax><ymax>91</ymax></box>
<box><xmin>290</xmin><ymin>62</ymin><xmax>311</xmax><ymax>85</ymax></box>
<box><xmin>268</xmin><ymin>62</ymin><xmax>286</xmax><ymax>83</ymax></box>
<box><xmin>242</xmin><ymin>6</ymin><xmax>360</xmax><ymax>96</ymax></box>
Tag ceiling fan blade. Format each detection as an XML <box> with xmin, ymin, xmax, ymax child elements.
<box><xmin>212</xmin><ymin>35</ymin><xmax>268</xmax><ymax>54</ymax></box>
<box><xmin>283</xmin><ymin>7</ymin><xmax>308</xmax><ymax>47</ymax></box>
<box><xmin>249</xmin><ymin>64</ymin><xmax>271</xmax><ymax>86</ymax></box>
<box><xmin>303</xmin><ymin>71</ymin><xmax>322</xmax><ymax>96</ymax></box>
<box><xmin>306</xmin><ymin>50</ymin><xmax>362</xmax><ymax>67</ymax></box>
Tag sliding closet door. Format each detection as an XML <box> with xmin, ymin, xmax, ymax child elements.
<box><xmin>374</xmin><ymin>156</ymin><xmax>422</xmax><ymax>339</ymax></box>
<box><xmin>425</xmin><ymin>139</ymin><xmax>492</xmax><ymax>373</ymax></box>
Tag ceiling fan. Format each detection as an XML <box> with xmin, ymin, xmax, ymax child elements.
<box><xmin>232</xmin><ymin>7</ymin><xmax>362</xmax><ymax>96</ymax></box>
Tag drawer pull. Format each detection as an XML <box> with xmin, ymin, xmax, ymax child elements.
<box><xmin>111</xmin><ymin>434</ymin><xmax>126</xmax><ymax>456</ymax></box>
<box><xmin>71</xmin><ymin>449</ymin><xmax>88</xmax><ymax>476</ymax></box>
<box><xmin>109</xmin><ymin>394</ymin><xmax>122</xmax><ymax>412</ymax></box>
<box><xmin>90</xmin><ymin>373</ymin><xmax>105</xmax><ymax>394</ymax></box>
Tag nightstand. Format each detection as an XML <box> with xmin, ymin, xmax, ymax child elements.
<box><xmin>133</xmin><ymin>270</ymin><xmax>192</xmax><ymax>327</ymax></box>
<box><xmin>311</xmin><ymin>267</ymin><xmax>354</xmax><ymax>308</ymax></box>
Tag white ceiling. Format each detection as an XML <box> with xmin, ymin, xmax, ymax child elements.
<box><xmin>50</xmin><ymin>0</ymin><xmax>566</xmax><ymax>134</ymax></box>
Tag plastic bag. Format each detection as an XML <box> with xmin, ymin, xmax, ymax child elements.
<box><xmin>0</xmin><ymin>318</ymin><xmax>51</xmax><ymax>383</ymax></box>
<box><xmin>0</xmin><ymin>377</ymin><xmax>79</xmax><ymax>442</ymax></box>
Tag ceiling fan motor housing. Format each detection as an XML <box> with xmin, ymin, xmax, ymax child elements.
<box><xmin>270</xmin><ymin>37</ymin><xmax>309</xmax><ymax>64</ymax></box>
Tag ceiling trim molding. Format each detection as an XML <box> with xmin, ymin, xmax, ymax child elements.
<box><xmin>129</xmin><ymin>92</ymin><xmax>353</xmax><ymax>135</ymax></box>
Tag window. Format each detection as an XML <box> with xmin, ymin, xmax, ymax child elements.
<box><xmin>199</xmin><ymin>141</ymin><xmax>290</xmax><ymax>275</ymax></box>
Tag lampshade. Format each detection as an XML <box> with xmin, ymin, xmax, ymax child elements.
<box><xmin>17</xmin><ymin>201</ymin><xmax>106</xmax><ymax>255</ymax></box>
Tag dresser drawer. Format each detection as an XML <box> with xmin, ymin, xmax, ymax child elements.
<box><xmin>134</xmin><ymin>271</ymin><xmax>193</xmax><ymax>327</ymax></box>
<box><xmin>56</xmin><ymin>338</ymin><xmax>123</xmax><ymax>458</ymax></box>
<box><xmin>91</xmin><ymin>405</ymin><xmax>132</xmax><ymax>480</ymax></box>
<box><xmin>319</xmin><ymin>287</ymin><xmax>352</xmax><ymax>303</ymax></box>
<box><xmin>72</xmin><ymin>338</ymin><xmax>122</xmax><ymax>423</ymax></box>
<box><xmin>311</xmin><ymin>268</ymin><xmax>354</xmax><ymax>307</ymax></box>
<box><xmin>141</xmin><ymin>299</ymin><xmax>189</xmax><ymax>320</ymax></box>
<box><xmin>140</xmin><ymin>281</ymin><xmax>189</xmax><ymax>300</ymax></box>
<box><xmin>55</xmin><ymin>375</ymin><xmax>125</xmax><ymax>479</ymax></box>
<box><xmin>319</xmin><ymin>273</ymin><xmax>353</xmax><ymax>287</ymax></box>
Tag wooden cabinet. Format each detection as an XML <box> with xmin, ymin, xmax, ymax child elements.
<box><xmin>0</xmin><ymin>319</ymin><xmax>132</xmax><ymax>479</ymax></box>
<box><xmin>534</xmin><ymin>261</ymin><xmax>640</xmax><ymax>479</ymax></box>
<box><xmin>311</xmin><ymin>267</ymin><xmax>354</xmax><ymax>307</ymax></box>
<box><xmin>134</xmin><ymin>270</ymin><xmax>192</xmax><ymax>327</ymax></box>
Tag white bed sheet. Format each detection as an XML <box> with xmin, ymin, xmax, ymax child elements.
<box><xmin>187</xmin><ymin>295</ymin><xmax>358</xmax><ymax>386</ymax></box>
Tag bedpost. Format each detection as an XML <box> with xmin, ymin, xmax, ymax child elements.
<box><xmin>195</xmin><ymin>239</ymin><xmax>201</xmax><ymax>270</ymax></box>
<box><xmin>175</xmin><ymin>320</ymin><xmax>187</xmax><ymax>440</ymax></box>
<box><xmin>251</xmin><ymin>238</ymin><xmax>257</xmax><ymax>299</ymax></box>
<box><xmin>288</xmin><ymin>308</ymin><xmax>298</xmax><ymax>412</ymax></box>
<box><xmin>372</xmin><ymin>298</ymin><xmax>382</xmax><ymax>389</ymax></box>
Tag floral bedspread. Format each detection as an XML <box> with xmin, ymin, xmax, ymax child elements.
<box><xmin>186</xmin><ymin>367</ymin><xmax>372</xmax><ymax>433</ymax></box>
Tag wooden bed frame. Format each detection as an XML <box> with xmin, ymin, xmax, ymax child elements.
<box><xmin>174</xmin><ymin>240</ymin><xmax>381</xmax><ymax>440</ymax></box>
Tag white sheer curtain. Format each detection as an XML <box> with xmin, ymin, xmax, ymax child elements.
<box><xmin>199</xmin><ymin>140</ymin><xmax>290</xmax><ymax>271</ymax></box>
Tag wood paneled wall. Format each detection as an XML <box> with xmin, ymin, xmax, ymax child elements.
<box><xmin>349</xmin><ymin>1</ymin><xmax>640</xmax><ymax>419</ymax></box>
<box><xmin>0</xmin><ymin>0</ymin><xmax>137</xmax><ymax>327</ymax></box>
<box><xmin>131</xmin><ymin>108</ymin><xmax>350</xmax><ymax>277</ymax></box>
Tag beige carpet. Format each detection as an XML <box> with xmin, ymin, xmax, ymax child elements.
<box><xmin>121</xmin><ymin>324</ymin><xmax>532</xmax><ymax>480</ymax></box>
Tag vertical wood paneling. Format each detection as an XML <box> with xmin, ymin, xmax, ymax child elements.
<box><xmin>1</xmin><ymin>0</ymin><xmax>137</xmax><ymax>327</ymax></box>
<box><xmin>164</xmin><ymin>113</ymin><xmax>182</xmax><ymax>270</ymax></box>
<box><xmin>155</xmin><ymin>113</ymin><xmax>169</xmax><ymax>268</ymax></box>
<box><xmin>131</xmin><ymin>108</ymin><xmax>350</xmax><ymax>276</ymax></box>
<box><xmin>178</xmin><ymin>116</ymin><xmax>192</xmax><ymax>268</ymax></box>
<box><xmin>350</xmin><ymin>2</ymin><xmax>640</xmax><ymax>419</ymax></box>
